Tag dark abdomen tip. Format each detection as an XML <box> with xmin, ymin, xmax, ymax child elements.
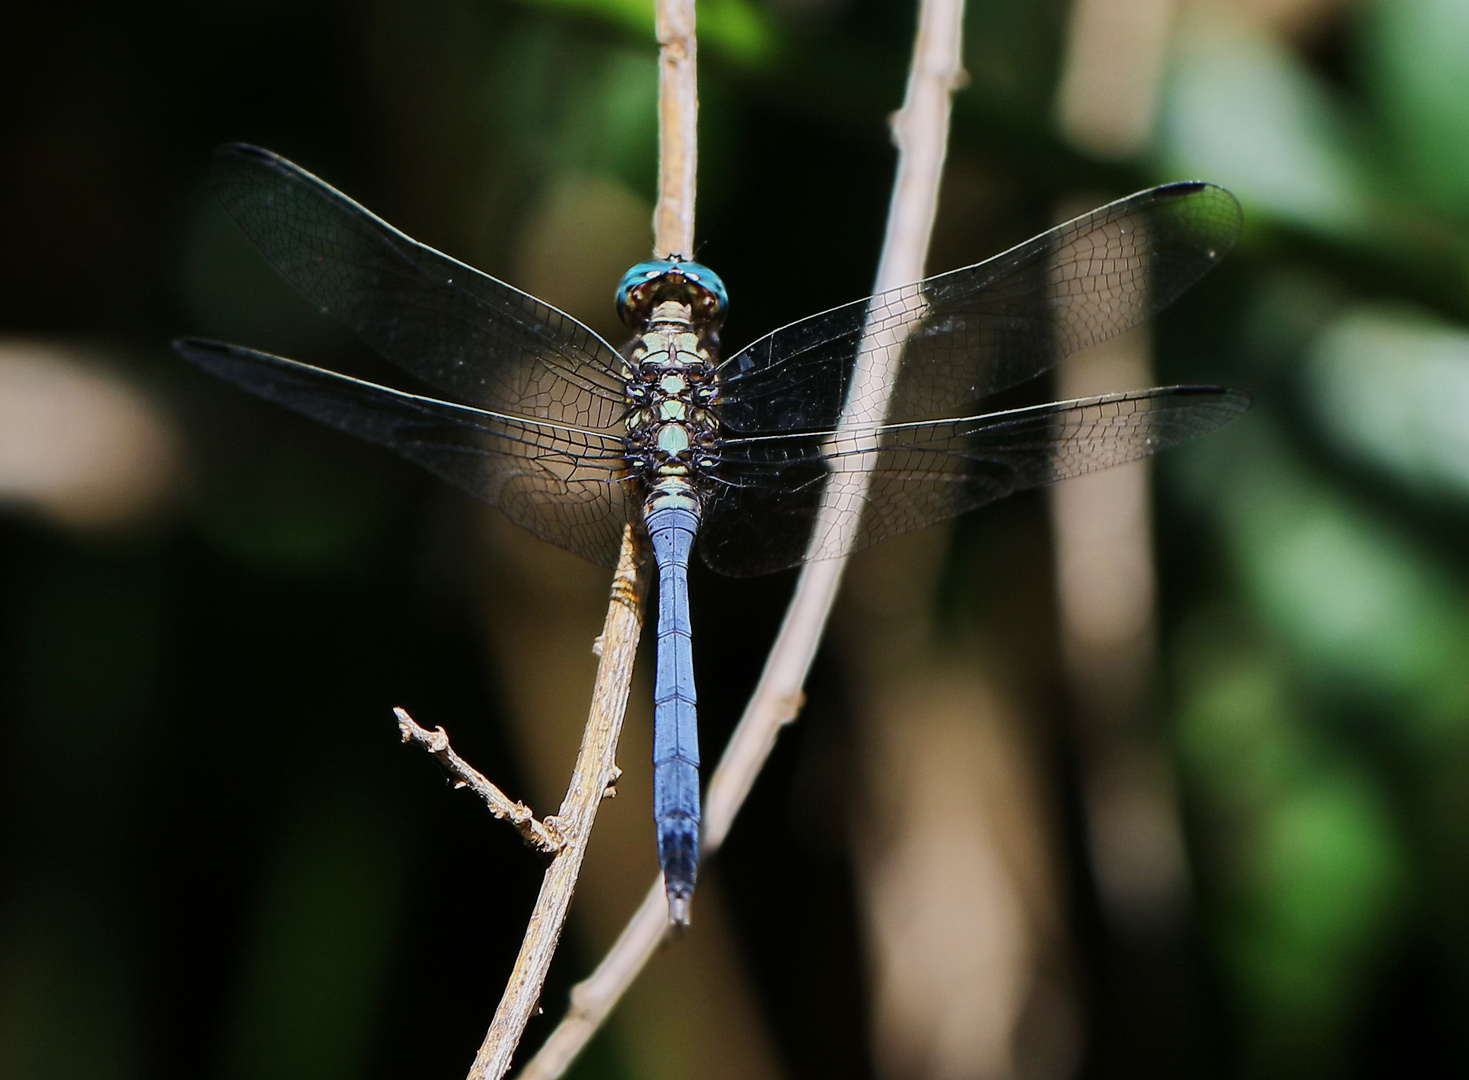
<box><xmin>659</xmin><ymin>817</ymin><xmax>698</xmax><ymax>927</ymax></box>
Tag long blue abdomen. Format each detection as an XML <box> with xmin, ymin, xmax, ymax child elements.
<box><xmin>646</xmin><ymin>500</ymin><xmax>701</xmax><ymax>924</ymax></box>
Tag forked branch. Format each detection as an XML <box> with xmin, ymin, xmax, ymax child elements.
<box><xmin>465</xmin><ymin>528</ymin><xmax>645</xmax><ymax>1080</ymax></box>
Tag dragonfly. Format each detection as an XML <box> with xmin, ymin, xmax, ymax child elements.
<box><xmin>175</xmin><ymin>144</ymin><xmax>1248</xmax><ymax>925</ymax></box>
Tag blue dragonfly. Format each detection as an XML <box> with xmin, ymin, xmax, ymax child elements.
<box><xmin>175</xmin><ymin>145</ymin><xmax>1248</xmax><ymax>925</ymax></box>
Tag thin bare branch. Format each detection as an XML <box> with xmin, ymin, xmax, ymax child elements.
<box><xmin>397</xmin><ymin>707</ymin><xmax>563</xmax><ymax>853</ymax></box>
<box><xmin>518</xmin><ymin>882</ymin><xmax>670</xmax><ymax>1080</ymax></box>
<box><xmin>516</xmin><ymin>1</ymin><xmax>968</xmax><ymax>1075</ymax></box>
<box><xmin>655</xmin><ymin>0</ymin><xmax>698</xmax><ymax>256</ymax></box>
<box><xmin>465</xmin><ymin>526</ymin><xmax>645</xmax><ymax>1080</ymax></box>
<box><xmin>464</xmin><ymin>2</ymin><xmax>701</xmax><ymax>1073</ymax></box>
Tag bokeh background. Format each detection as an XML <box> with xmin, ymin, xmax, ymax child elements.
<box><xmin>3</xmin><ymin>0</ymin><xmax>1468</xmax><ymax>1077</ymax></box>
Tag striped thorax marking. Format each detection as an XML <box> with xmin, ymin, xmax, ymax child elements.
<box><xmin>624</xmin><ymin>299</ymin><xmax>720</xmax><ymax>494</ymax></box>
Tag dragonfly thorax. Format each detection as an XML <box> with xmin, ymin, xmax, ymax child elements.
<box><xmin>623</xmin><ymin>302</ymin><xmax>721</xmax><ymax>497</ymax></box>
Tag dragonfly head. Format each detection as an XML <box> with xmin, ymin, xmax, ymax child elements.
<box><xmin>616</xmin><ymin>258</ymin><xmax>727</xmax><ymax>331</ymax></box>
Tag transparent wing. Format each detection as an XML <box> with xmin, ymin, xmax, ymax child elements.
<box><xmin>209</xmin><ymin>144</ymin><xmax>628</xmax><ymax>429</ymax></box>
<box><xmin>698</xmin><ymin>386</ymin><xmax>1250</xmax><ymax>577</ymax></box>
<box><xmin>714</xmin><ymin>183</ymin><xmax>1242</xmax><ymax>434</ymax></box>
<box><xmin>176</xmin><ymin>339</ymin><xmax>632</xmax><ymax>567</ymax></box>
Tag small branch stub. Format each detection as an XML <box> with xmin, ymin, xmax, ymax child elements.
<box><xmin>467</xmin><ymin>525</ymin><xmax>645</xmax><ymax>1080</ymax></box>
<box><xmin>396</xmin><ymin>707</ymin><xmax>563</xmax><ymax>853</ymax></box>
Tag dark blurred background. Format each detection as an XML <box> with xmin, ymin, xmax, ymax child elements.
<box><xmin>2</xmin><ymin>0</ymin><xmax>1468</xmax><ymax>1078</ymax></box>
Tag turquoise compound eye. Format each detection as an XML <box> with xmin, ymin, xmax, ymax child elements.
<box><xmin>616</xmin><ymin>259</ymin><xmax>728</xmax><ymax>329</ymax></box>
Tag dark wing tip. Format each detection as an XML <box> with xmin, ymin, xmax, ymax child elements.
<box><xmin>1152</xmin><ymin>181</ymin><xmax>1243</xmax><ymax>225</ymax></box>
<box><xmin>173</xmin><ymin>335</ymin><xmax>238</xmax><ymax>353</ymax></box>
<box><xmin>1166</xmin><ymin>383</ymin><xmax>1253</xmax><ymax>418</ymax></box>
<box><xmin>209</xmin><ymin>144</ymin><xmax>304</xmax><ymax>190</ymax></box>
<box><xmin>1153</xmin><ymin>179</ymin><xmax>1236</xmax><ymax>201</ymax></box>
<box><xmin>171</xmin><ymin>336</ymin><xmax>226</xmax><ymax>360</ymax></box>
<box><xmin>1152</xmin><ymin>182</ymin><xmax>1245</xmax><ymax>262</ymax></box>
<box><xmin>213</xmin><ymin>142</ymin><xmax>275</xmax><ymax>163</ymax></box>
<box><xmin>1220</xmin><ymin>385</ymin><xmax>1253</xmax><ymax>414</ymax></box>
<box><xmin>172</xmin><ymin>338</ymin><xmax>272</xmax><ymax>376</ymax></box>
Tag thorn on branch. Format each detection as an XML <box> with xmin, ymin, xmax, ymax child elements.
<box><xmin>395</xmin><ymin>707</ymin><xmax>563</xmax><ymax>853</ymax></box>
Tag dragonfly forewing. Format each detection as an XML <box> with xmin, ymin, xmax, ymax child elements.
<box><xmin>209</xmin><ymin>144</ymin><xmax>629</xmax><ymax>429</ymax></box>
<box><xmin>713</xmin><ymin>182</ymin><xmax>1242</xmax><ymax>435</ymax></box>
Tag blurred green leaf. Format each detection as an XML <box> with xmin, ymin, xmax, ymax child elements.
<box><xmin>1172</xmin><ymin>416</ymin><xmax>1469</xmax><ymax>741</ymax></box>
<box><xmin>1175</xmin><ymin>635</ymin><xmax>1301</xmax><ymax>814</ymax></box>
<box><xmin>1306</xmin><ymin>305</ymin><xmax>1469</xmax><ymax>502</ymax></box>
<box><xmin>555</xmin><ymin>47</ymin><xmax>660</xmax><ymax>186</ymax></box>
<box><xmin>1176</xmin><ymin>625</ymin><xmax>1409</xmax><ymax>1070</ymax></box>
<box><xmin>1365</xmin><ymin>0</ymin><xmax>1469</xmax><ymax>220</ymax></box>
<box><xmin>1231</xmin><ymin>768</ymin><xmax>1407</xmax><ymax>1065</ymax></box>
<box><xmin>483</xmin><ymin>26</ymin><xmax>659</xmax><ymax>203</ymax></box>
<box><xmin>1244</xmin><ymin>773</ymin><xmax>1405</xmax><ymax>967</ymax></box>
<box><xmin>519</xmin><ymin>0</ymin><xmax>779</xmax><ymax>66</ymax></box>
<box><xmin>964</xmin><ymin>0</ymin><xmax>1066</xmax><ymax>123</ymax></box>
<box><xmin>1156</xmin><ymin>11</ymin><xmax>1374</xmax><ymax>242</ymax></box>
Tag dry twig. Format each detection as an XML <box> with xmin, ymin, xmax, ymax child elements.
<box><xmin>517</xmin><ymin>1</ymin><xmax>967</xmax><ymax>1076</ymax></box>
<box><xmin>465</xmin><ymin>528</ymin><xmax>644</xmax><ymax>1080</ymax></box>
<box><xmin>656</xmin><ymin>0</ymin><xmax>698</xmax><ymax>256</ymax></box>
<box><xmin>397</xmin><ymin>528</ymin><xmax>642</xmax><ymax>1080</ymax></box>
<box><xmin>397</xmin><ymin>707</ymin><xmax>564</xmax><ymax>852</ymax></box>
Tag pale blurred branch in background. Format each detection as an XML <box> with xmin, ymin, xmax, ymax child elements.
<box><xmin>0</xmin><ymin>341</ymin><xmax>180</xmax><ymax>527</ymax></box>
<box><xmin>1056</xmin><ymin>0</ymin><xmax>1175</xmax><ymax>160</ymax></box>
<box><xmin>841</xmin><ymin>3</ymin><xmax>1084</xmax><ymax>1077</ymax></box>
<box><xmin>1052</xmin><ymin>0</ymin><xmax>1192</xmax><ymax>943</ymax></box>
<box><xmin>841</xmin><ymin>526</ymin><xmax>1081</xmax><ymax>1080</ymax></box>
